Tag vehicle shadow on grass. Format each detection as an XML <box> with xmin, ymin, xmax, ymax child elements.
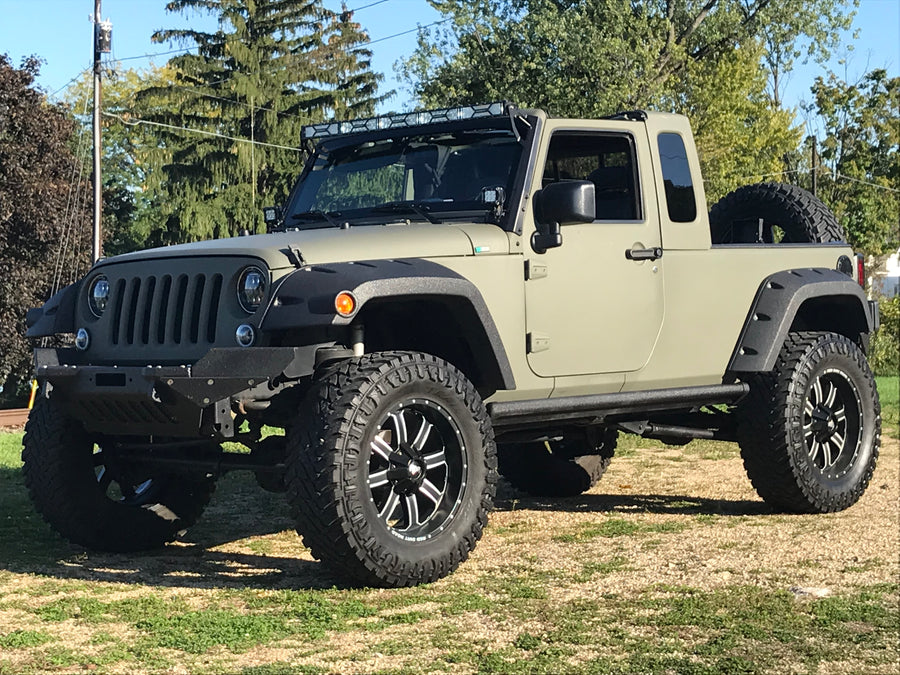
<box><xmin>0</xmin><ymin>466</ymin><xmax>353</xmax><ymax>590</ymax></box>
<box><xmin>493</xmin><ymin>481</ymin><xmax>772</xmax><ymax>517</ymax></box>
<box><xmin>0</xmin><ymin>466</ymin><xmax>768</xmax><ymax>591</ymax></box>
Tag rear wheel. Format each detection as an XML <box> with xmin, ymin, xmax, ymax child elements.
<box><xmin>285</xmin><ymin>351</ymin><xmax>497</xmax><ymax>587</ymax></box>
<box><xmin>498</xmin><ymin>428</ymin><xmax>617</xmax><ymax>498</ymax></box>
<box><xmin>22</xmin><ymin>396</ymin><xmax>215</xmax><ymax>551</ymax></box>
<box><xmin>709</xmin><ymin>182</ymin><xmax>844</xmax><ymax>244</ymax></box>
<box><xmin>736</xmin><ymin>332</ymin><xmax>880</xmax><ymax>513</ymax></box>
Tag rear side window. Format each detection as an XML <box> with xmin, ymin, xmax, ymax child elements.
<box><xmin>657</xmin><ymin>133</ymin><xmax>697</xmax><ymax>222</ymax></box>
<box><xmin>543</xmin><ymin>132</ymin><xmax>641</xmax><ymax>221</ymax></box>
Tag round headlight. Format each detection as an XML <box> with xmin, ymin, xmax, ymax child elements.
<box><xmin>88</xmin><ymin>275</ymin><xmax>110</xmax><ymax>317</ymax></box>
<box><xmin>237</xmin><ymin>266</ymin><xmax>267</xmax><ymax>313</ymax></box>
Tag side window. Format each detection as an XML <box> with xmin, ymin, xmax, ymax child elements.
<box><xmin>542</xmin><ymin>132</ymin><xmax>641</xmax><ymax>221</ymax></box>
<box><xmin>657</xmin><ymin>133</ymin><xmax>697</xmax><ymax>222</ymax></box>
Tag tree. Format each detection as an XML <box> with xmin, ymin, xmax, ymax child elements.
<box><xmin>404</xmin><ymin>1</ymin><xmax>856</xmax><ymax>109</ymax></box>
<box><xmin>662</xmin><ymin>40</ymin><xmax>801</xmax><ymax>203</ymax></box>
<box><xmin>402</xmin><ymin>0</ymin><xmax>845</xmax><ymax>200</ymax></box>
<box><xmin>807</xmin><ymin>69</ymin><xmax>899</xmax><ymax>255</ymax></box>
<box><xmin>127</xmin><ymin>0</ymin><xmax>385</xmax><ymax>244</ymax></box>
<box><xmin>0</xmin><ymin>55</ymin><xmax>92</xmax><ymax>403</ymax></box>
<box><xmin>65</xmin><ymin>64</ymin><xmax>181</xmax><ymax>256</ymax></box>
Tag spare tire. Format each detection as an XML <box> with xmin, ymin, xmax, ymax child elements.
<box><xmin>709</xmin><ymin>182</ymin><xmax>844</xmax><ymax>244</ymax></box>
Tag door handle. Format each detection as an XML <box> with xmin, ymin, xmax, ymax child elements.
<box><xmin>625</xmin><ymin>247</ymin><xmax>663</xmax><ymax>261</ymax></box>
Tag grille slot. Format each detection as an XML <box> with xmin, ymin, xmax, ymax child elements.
<box><xmin>108</xmin><ymin>273</ymin><xmax>222</xmax><ymax>346</ymax></box>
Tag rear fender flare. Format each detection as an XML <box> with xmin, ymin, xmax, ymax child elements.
<box><xmin>727</xmin><ymin>268</ymin><xmax>874</xmax><ymax>374</ymax></box>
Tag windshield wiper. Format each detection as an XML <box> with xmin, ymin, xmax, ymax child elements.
<box><xmin>368</xmin><ymin>201</ymin><xmax>443</xmax><ymax>224</ymax></box>
<box><xmin>290</xmin><ymin>210</ymin><xmax>344</xmax><ymax>228</ymax></box>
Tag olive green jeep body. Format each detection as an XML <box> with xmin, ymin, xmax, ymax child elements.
<box><xmin>23</xmin><ymin>103</ymin><xmax>881</xmax><ymax>586</ymax></box>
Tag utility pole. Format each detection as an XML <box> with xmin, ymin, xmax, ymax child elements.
<box><xmin>92</xmin><ymin>1</ymin><xmax>112</xmax><ymax>262</ymax></box>
<box><xmin>810</xmin><ymin>135</ymin><xmax>818</xmax><ymax>197</ymax></box>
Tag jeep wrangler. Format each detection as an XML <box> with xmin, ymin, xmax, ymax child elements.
<box><xmin>23</xmin><ymin>102</ymin><xmax>881</xmax><ymax>587</ymax></box>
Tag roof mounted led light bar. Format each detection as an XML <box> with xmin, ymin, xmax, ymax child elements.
<box><xmin>301</xmin><ymin>102</ymin><xmax>510</xmax><ymax>140</ymax></box>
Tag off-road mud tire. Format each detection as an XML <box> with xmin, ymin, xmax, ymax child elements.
<box><xmin>736</xmin><ymin>332</ymin><xmax>880</xmax><ymax>513</ymax></box>
<box><xmin>285</xmin><ymin>351</ymin><xmax>497</xmax><ymax>587</ymax></box>
<box><xmin>21</xmin><ymin>396</ymin><xmax>216</xmax><ymax>551</ymax></box>
<box><xmin>497</xmin><ymin>428</ymin><xmax>617</xmax><ymax>498</ymax></box>
<box><xmin>709</xmin><ymin>182</ymin><xmax>845</xmax><ymax>244</ymax></box>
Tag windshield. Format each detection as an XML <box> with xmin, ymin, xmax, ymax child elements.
<box><xmin>286</xmin><ymin>128</ymin><xmax>523</xmax><ymax>227</ymax></box>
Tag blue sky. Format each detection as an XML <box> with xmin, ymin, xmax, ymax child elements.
<box><xmin>0</xmin><ymin>0</ymin><xmax>897</xmax><ymax>116</ymax></box>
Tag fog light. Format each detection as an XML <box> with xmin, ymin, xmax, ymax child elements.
<box><xmin>75</xmin><ymin>328</ymin><xmax>90</xmax><ymax>351</ymax></box>
<box><xmin>235</xmin><ymin>324</ymin><xmax>255</xmax><ymax>348</ymax></box>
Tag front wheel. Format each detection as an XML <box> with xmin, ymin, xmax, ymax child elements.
<box><xmin>22</xmin><ymin>396</ymin><xmax>216</xmax><ymax>551</ymax></box>
<box><xmin>285</xmin><ymin>352</ymin><xmax>497</xmax><ymax>587</ymax></box>
<box><xmin>737</xmin><ymin>332</ymin><xmax>881</xmax><ymax>513</ymax></box>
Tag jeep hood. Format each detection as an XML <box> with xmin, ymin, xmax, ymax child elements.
<box><xmin>99</xmin><ymin>223</ymin><xmax>509</xmax><ymax>271</ymax></box>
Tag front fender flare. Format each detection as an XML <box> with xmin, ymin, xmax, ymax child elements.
<box><xmin>260</xmin><ymin>258</ymin><xmax>515</xmax><ymax>390</ymax></box>
<box><xmin>25</xmin><ymin>282</ymin><xmax>80</xmax><ymax>338</ymax></box>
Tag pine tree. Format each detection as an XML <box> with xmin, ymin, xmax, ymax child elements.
<box><xmin>135</xmin><ymin>0</ymin><xmax>385</xmax><ymax>243</ymax></box>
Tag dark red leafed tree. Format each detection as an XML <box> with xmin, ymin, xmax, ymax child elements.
<box><xmin>0</xmin><ymin>54</ymin><xmax>91</xmax><ymax>404</ymax></box>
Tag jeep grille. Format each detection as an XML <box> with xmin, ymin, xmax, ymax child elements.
<box><xmin>109</xmin><ymin>273</ymin><xmax>223</xmax><ymax>346</ymax></box>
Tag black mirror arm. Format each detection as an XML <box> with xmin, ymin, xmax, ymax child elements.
<box><xmin>531</xmin><ymin>221</ymin><xmax>562</xmax><ymax>254</ymax></box>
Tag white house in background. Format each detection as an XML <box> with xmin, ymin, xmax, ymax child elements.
<box><xmin>872</xmin><ymin>249</ymin><xmax>900</xmax><ymax>298</ymax></box>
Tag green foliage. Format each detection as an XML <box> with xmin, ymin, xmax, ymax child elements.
<box><xmin>875</xmin><ymin>376</ymin><xmax>898</xmax><ymax>439</ymax></box>
<box><xmin>137</xmin><ymin>610</ymin><xmax>295</xmax><ymax>654</ymax></box>
<box><xmin>870</xmin><ymin>297</ymin><xmax>899</xmax><ymax>376</ymax></box>
<box><xmin>662</xmin><ymin>40</ymin><xmax>802</xmax><ymax>203</ymax></box>
<box><xmin>0</xmin><ymin>55</ymin><xmax>92</xmax><ymax>402</ymax></box>
<box><xmin>121</xmin><ymin>0</ymin><xmax>387</xmax><ymax>245</ymax></box>
<box><xmin>64</xmin><ymin>65</ymin><xmax>181</xmax><ymax>256</ymax></box>
<box><xmin>403</xmin><ymin>1</ymin><xmax>855</xmax><ymax>203</ymax></box>
<box><xmin>807</xmin><ymin>70</ymin><xmax>899</xmax><ymax>255</ymax></box>
<box><xmin>0</xmin><ymin>630</ymin><xmax>53</xmax><ymax>649</ymax></box>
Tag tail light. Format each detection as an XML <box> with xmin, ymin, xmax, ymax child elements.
<box><xmin>856</xmin><ymin>253</ymin><xmax>866</xmax><ymax>289</ymax></box>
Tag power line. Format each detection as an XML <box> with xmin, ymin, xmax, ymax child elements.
<box><xmin>832</xmin><ymin>172</ymin><xmax>900</xmax><ymax>194</ymax></box>
<box><xmin>47</xmin><ymin>66</ymin><xmax>92</xmax><ymax>99</ymax></box>
<box><xmin>166</xmin><ymin>84</ymin><xmax>308</xmax><ymax>121</ymax></box>
<box><xmin>102</xmin><ymin>111</ymin><xmax>304</xmax><ymax>152</ymax></box>
<box><xmin>365</xmin><ymin>17</ymin><xmax>452</xmax><ymax>47</ymax></box>
<box><xmin>347</xmin><ymin>0</ymin><xmax>391</xmax><ymax>12</ymax></box>
<box><xmin>710</xmin><ymin>168</ymin><xmax>804</xmax><ymax>183</ymax></box>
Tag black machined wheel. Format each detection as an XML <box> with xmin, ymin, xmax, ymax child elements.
<box><xmin>368</xmin><ymin>399</ymin><xmax>467</xmax><ymax>542</ymax></box>
<box><xmin>737</xmin><ymin>331</ymin><xmax>880</xmax><ymax>513</ymax></box>
<box><xmin>285</xmin><ymin>351</ymin><xmax>497</xmax><ymax>587</ymax></box>
<box><xmin>22</xmin><ymin>396</ymin><xmax>216</xmax><ymax>552</ymax></box>
<box><xmin>802</xmin><ymin>367</ymin><xmax>863</xmax><ymax>480</ymax></box>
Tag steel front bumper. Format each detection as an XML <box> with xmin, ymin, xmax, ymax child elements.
<box><xmin>34</xmin><ymin>346</ymin><xmax>316</xmax><ymax>438</ymax></box>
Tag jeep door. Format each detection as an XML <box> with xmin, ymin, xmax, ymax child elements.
<box><xmin>524</xmin><ymin>121</ymin><xmax>664</xmax><ymax>377</ymax></box>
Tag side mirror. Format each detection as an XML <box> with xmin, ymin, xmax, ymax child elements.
<box><xmin>531</xmin><ymin>181</ymin><xmax>595</xmax><ymax>253</ymax></box>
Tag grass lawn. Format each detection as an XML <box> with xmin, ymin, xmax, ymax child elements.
<box><xmin>0</xmin><ymin>384</ymin><xmax>896</xmax><ymax>674</ymax></box>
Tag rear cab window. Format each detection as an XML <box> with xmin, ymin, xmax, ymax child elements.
<box><xmin>657</xmin><ymin>132</ymin><xmax>697</xmax><ymax>222</ymax></box>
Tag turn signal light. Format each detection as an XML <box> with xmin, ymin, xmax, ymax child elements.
<box><xmin>335</xmin><ymin>291</ymin><xmax>357</xmax><ymax>317</ymax></box>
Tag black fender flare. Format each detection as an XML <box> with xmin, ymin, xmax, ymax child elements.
<box><xmin>727</xmin><ymin>268</ymin><xmax>875</xmax><ymax>375</ymax></box>
<box><xmin>260</xmin><ymin>258</ymin><xmax>515</xmax><ymax>390</ymax></box>
<box><xmin>25</xmin><ymin>282</ymin><xmax>80</xmax><ymax>338</ymax></box>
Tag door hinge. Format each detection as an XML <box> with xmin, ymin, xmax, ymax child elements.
<box><xmin>525</xmin><ymin>260</ymin><xmax>548</xmax><ymax>280</ymax></box>
<box><xmin>527</xmin><ymin>332</ymin><xmax>551</xmax><ymax>353</ymax></box>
